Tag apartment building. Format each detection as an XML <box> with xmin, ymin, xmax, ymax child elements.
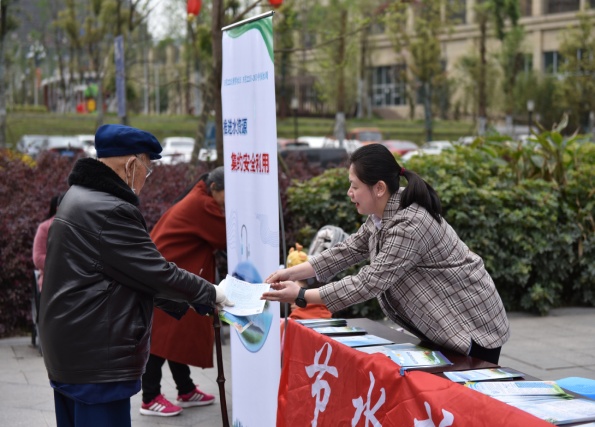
<box><xmin>360</xmin><ymin>0</ymin><xmax>594</xmax><ymax>119</ymax></box>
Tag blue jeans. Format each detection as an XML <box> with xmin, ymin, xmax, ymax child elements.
<box><xmin>53</xmin><ymin>389</ymin><xmax>131</xmax><ymax>427</ymax></box>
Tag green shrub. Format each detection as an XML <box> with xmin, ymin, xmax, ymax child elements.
<box><xmin>286</xmin><ymin>131</ymin><xmax>595</xmax><ymax>316</ymax></box>
<box><xmin>286</xmin><ymin>167</ymin><xmax>363</xmax><ymax>247</ymax></box>
<box><xmin>0</xmin><ymin>151</ymin><xmax>202</xmax><ymax>337</ymax></box>
<box><xmin>0</xmin><ymin>152</ymin><xmax>72</xmax><ymax>336</ymax></box>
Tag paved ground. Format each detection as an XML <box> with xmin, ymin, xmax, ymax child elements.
<box><xmin>2</xmin><ymin>307</ymin><xmax>594</xmax><ymax>426</ymax></box>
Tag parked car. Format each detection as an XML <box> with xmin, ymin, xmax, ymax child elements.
<box><xmin>198</xmin><ymin>148</ymin><xmax>217</xmax><ymax>162</ymax></box>
<box><xmin>458</xmin><ymin>136</ymin><xmax>477</xmax><ymax>146</ymax></box>
<box><xmin>401</xmin><ymin>140</ymin><xmax>454</xmax><ymax>162</ymax></box>
<box><xmin>322</xmin><ymin>138</ymin><xmax>362</xmax><ymax>154</ymax></box>
<box><xmin>278</xmin><ymin>138</ymin><xmax>308</xmax><ymax>149</ymax></box>
<box><xmin>424</xmin><ymin>140</ymin><xmax>454</xmax><ymax>151</ymax></box>
<box><xmin>16</xmin><ymin>135</ymin><xmax>48</xmax><ymax>158</ymax></box>
<box><xmin>381</xmin><ymin>140</ymin><xmax>419</xmax><ymax>156</ymax></box>
<box><xmin>297</xmin><ymin>136</ymin><xmax>328</xmax><ymax>148</ymax></box>
<box><xmin>280</xmin><ymin>146</ymin><xmax>348</xmax><ymax>170</ymax></box>
<box><xmin>297</xmin><ymin>136</ymin><xmax>361</xmax><ymax>154</ymax></box>
<box><xmin>346</xmin><ymin>127</ymin><xmax>384</xmax><ymax>145</ymax></box>
<box><xmin>46</xmin><ymin>136</ymin><xmax>85</xmax><ymax>158</ymax></box>
<box><xmin>160</xmin><ymin>136</ymin><xmax>196</xmax><ymax>164</ymax></box>
<box><xmin>77</xmin><ymin>134</ymin><xmax>96</xmax><ymax>157</ymax></box>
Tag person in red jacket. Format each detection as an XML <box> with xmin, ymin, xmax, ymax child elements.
<box><xmin>140</xmin><ymin>167</ymin><xmax>226</xmax><ymax>417</ymax></box>
<box><xmin>32</xmin><ymin>194</ymin><xmax>63</xmax><ymax>291</ymax></box>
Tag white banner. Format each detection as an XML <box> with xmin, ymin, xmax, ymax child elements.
<box><xmin>221</xmin><ymin>12</ymin><xmax>280</xmax><ymax>427</ymax></box>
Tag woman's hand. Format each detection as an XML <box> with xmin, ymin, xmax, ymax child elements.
<box><xmin>265</xmin><ymin>269</ymin><xmax>291</xmax><ymax>284</ymax></box>
<box><xmin>261</xmin><ymin>281</ymin><xmax>300</xmax><ymax>304</ymax></box>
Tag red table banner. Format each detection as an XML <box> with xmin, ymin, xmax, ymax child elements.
<box><xmin>278</xmin><ymin>320</ymin><xmax>552</xmax><ymax>426</ymax></box>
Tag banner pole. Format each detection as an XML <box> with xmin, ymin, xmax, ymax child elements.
<box><xmin>278</xmin><ymin>190</ymin><xmax>289</xmax><ymax>366</ymax></box>
<box><xmin>222</xmin><ymin>10</ymin><xmax>274</xmax><ymax>32</ymax></box>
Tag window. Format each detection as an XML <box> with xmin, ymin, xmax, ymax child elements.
<box><xmin>447</xmin><ymin>0</ymin><xmax>466</xmax><ymax>24</ymax></box>
<box><xmin>544</xmin><ymin>0</ymin><xmax>579</xmax><ymax>14</ymax></box>
<box><xmin>370</xmin><ymin>65</ymin><xmax>407</xmax><ymax>107</ymax></box>
<box><xmin>543</xmin><ymin>51</ymin><xmax>563</xmax><ymax>73</ymax></box>
<box><xmin>519</xmin><ymin>0</ymin><xmax>532</xmax><ymax>16</ymax></box>
<box><xmin>369</xmin><ymin>20</ymin><xmax>385</xmax><ymax>35</ymax></box>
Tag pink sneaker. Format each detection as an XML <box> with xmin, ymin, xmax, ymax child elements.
<box><xmin>177</xmin><ymin>387</ymin><xmax>215</xmax><ymax>407</ymax></box>
<box><xmin>140</xmin><ymin>394</ymin><xmax>183</xmax><ymax>417</ymax></box>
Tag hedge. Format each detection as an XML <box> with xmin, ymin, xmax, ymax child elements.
<box><xmin>1</xmin><ymin>126</ymin><xmax>593</xmax><ymax>336</ymax></box>
<box><xmin>285</xmin><ymin>128</ymin><xmax>595</xmax><ymax>316</ymax></box>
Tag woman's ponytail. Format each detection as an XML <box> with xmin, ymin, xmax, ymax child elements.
<box><xmin>400</xmin><ymin>169</ymin><xmax>442</xmax><ymax>223</ymax></box>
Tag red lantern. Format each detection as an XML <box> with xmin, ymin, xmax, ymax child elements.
<box><xmin>187</xmin><ymin>0</ymin><xmax>201</xmax><ymax>17</ymax></box>
<box><xmin>269</xmin><ymin>0</ymin><xmax>283</xmax><ymax>8</ymax></box>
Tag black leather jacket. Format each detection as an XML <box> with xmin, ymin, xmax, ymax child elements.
<box><xmin>39</xmin><ymin>158</ymin><xmax>216</xmax><ymax>384</ymax></box>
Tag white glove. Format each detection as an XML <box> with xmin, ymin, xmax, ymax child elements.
<box><xmin>214</xmin><ymin>284</ymin><xmax>234</xmax><ymax>310</ymax></box>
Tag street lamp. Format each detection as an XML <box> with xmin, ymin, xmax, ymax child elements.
<box><xmin>527</xmin><ymin>99</ymin><xmax>535</xmax><ymax>134</ymax></box>
<box><xmin>291</xmin><ymin>97</ymin><xmax>299</xmax><ymax>142</ymax></box>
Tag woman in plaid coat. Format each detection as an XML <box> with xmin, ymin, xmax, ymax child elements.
<box><xmin>263</xmin><ymin>144</ymin><xmax>509</xmax><ymax>364</ymax></box>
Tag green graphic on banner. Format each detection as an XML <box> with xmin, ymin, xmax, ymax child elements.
<box><xmin>227</xmin><ymin>17</ymin><xmax>273</xmax><ymax>63</ymax></box>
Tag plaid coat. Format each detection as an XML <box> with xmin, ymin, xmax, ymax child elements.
<box><xmin>312</xmin><ymin>189</ymin><xmax>510</xmax><ymax>355</ymax></box>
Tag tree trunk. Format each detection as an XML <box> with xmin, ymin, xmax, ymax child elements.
<box><xmin>0</xmin><ymin>2</ymin><xmax>8</xmax><ymax>149</ymax></box>
<box><xmin>336</xmin><ymin>9</ymin><xmax>347</xmax><ymax>114</ymax></box>
<box><xmin>423</xmin><ymin>82</ymin><xmax>433</xmax><ymax>142</ymax></box>
<box><xmin>192</xmin><ymin>74</ymin><xmax>215</xmax><ymax>167</ymax></box>
<box><xmin>116</xmin><ymin>0</ymin><xmax>128</xmax><ymax>125</ymax></box>
<box><xmin>478</xmin><ymin>12</ymin><xmax>488</xmax><ymax>135</ymax></box>
<box><xmin>357</xmin><ymin>23</ymin><xmax>368</xmax><ymax>119</ymax></box>
<box><xmin>95</xmin><ymin>78</ymin><xmax>105</xmax><ymax>129</ymax></box>
<box><xmin>212</xmin><ymin>0</ymin><xmax>224</xmax><ymax>167</ymax></box>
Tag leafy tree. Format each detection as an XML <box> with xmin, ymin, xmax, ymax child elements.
<box><xmin>301</xmin><ymin>0</ymin><xmax>361</xmax><ymax>118</ymax></box>
<box><xmin>80</xmin><ymin>0</ymin><xmax>116</xmax><ymax>128</ymax></box>
<box><xmin>55</xmin><ymin>0</ymin><xmax>87</xmax><ymax>106</ymax></box>
<box><xmin>474</xmin><ymin>0</ymin><xmax>520</xmax><ymax>134</ymax></box>
<box><xmin>384</xmin><ymin>1</ymin><xmax>457</xmax><ymax>142</ymax></box>
<box><xmin>497</xmin><ymin>25</ymin><xmax>525</xmax><ymax>132</ymax></box>
<box><xmin>513</xmin><ymin>71</ymin><xmax>565</xmax><ymax>131</ymax></box>
<box><xmin>0</xmin><ymin>0</ymin><xmax>19</xmax><ymax>148</ymax></box>
<box><xmin>187</xmin><ymin>1</ymin><xmax>216</xmax><ymax>163</ymax></box>
<box><xmin>557</xmin><ymin>10</ymin><xmax>595</xmax><ymax>134</ymax></box>
<box><xmin>454</xmin><ymin>52</ymin><xmax>499</xmax><ymax>124</ymax></box>
<box><xmin>274</xmin><ymin>1</ymin><xmax>297</xmax><ymax>120</ymax></box>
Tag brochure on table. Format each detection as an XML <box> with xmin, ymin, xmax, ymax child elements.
<box><xmin>357</xmin><ymin>342</ymin><xmax>453</xmax><ymax>371</ymax></box>
<box><xmin>466</xmin><ymin>380</ymin><xmax>595</xmax><ymax>425</ymax></box>
<box><xmin>444</xmin><ymin>368</ymin><xmax>525</xmax><ymax>383</ymax></box>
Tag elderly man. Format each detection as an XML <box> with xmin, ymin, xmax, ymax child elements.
<box><xmin>38</xmin><ymin>124</ymin><xmax>232</xmax><ymax>427</ymax></box>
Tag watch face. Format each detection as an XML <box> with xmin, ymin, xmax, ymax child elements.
<box><xmin>295</xmin><ymin>287</ymin><xmax>307</xmax><ymax>308</ymax></box>
<box><xmin>295</xmin><ymin>297</ymin><xmax>307</xmax><ymax>308</ymax></box>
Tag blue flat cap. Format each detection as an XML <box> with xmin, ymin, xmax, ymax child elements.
<box><xmin>95</xmin><ymin>124</ymin><xmax>162</xmax><ymax>160</ymax></box>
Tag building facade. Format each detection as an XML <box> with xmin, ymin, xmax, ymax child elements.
<box><xmin>362</xmin><ymin>0</ymin><xmax>595</xmax><ymax>119</ymax></box>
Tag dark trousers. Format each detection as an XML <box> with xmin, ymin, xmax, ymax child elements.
<box><xmin>469</xmin><ymin>340</ymin><xmax>502</xmax><ymax>364</ymax></box>
<box><xmin>141</xmin><ymin>354</ymin><xmax>195</xmax><ymax>403</ymax></box>
<box><xmin>54</xmin><ymin>390</ymin><xmax>131</xmax><ymax>427</ymax></box>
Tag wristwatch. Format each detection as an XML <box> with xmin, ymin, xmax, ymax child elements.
<box><xmin>295</xmin><ymin>287</ymin><xmax>307</xmax><ymax>308</ymax></box>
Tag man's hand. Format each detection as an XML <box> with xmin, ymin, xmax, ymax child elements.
<box><xmin>214</xmin><ymin>284</ymin><xmax>234</xmax><ymax>310</ymax></box>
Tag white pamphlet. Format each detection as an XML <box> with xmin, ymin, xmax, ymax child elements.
<box><xmin>218</xmin><ymin>274</ymin><xmax>270</xmax><ymax>316</ymax></box>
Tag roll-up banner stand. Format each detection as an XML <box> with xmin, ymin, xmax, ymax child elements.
<box><xmin>221</xmin><ymin>11</ymin><xmax>280</xmax><ymax>427</ymax></box>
